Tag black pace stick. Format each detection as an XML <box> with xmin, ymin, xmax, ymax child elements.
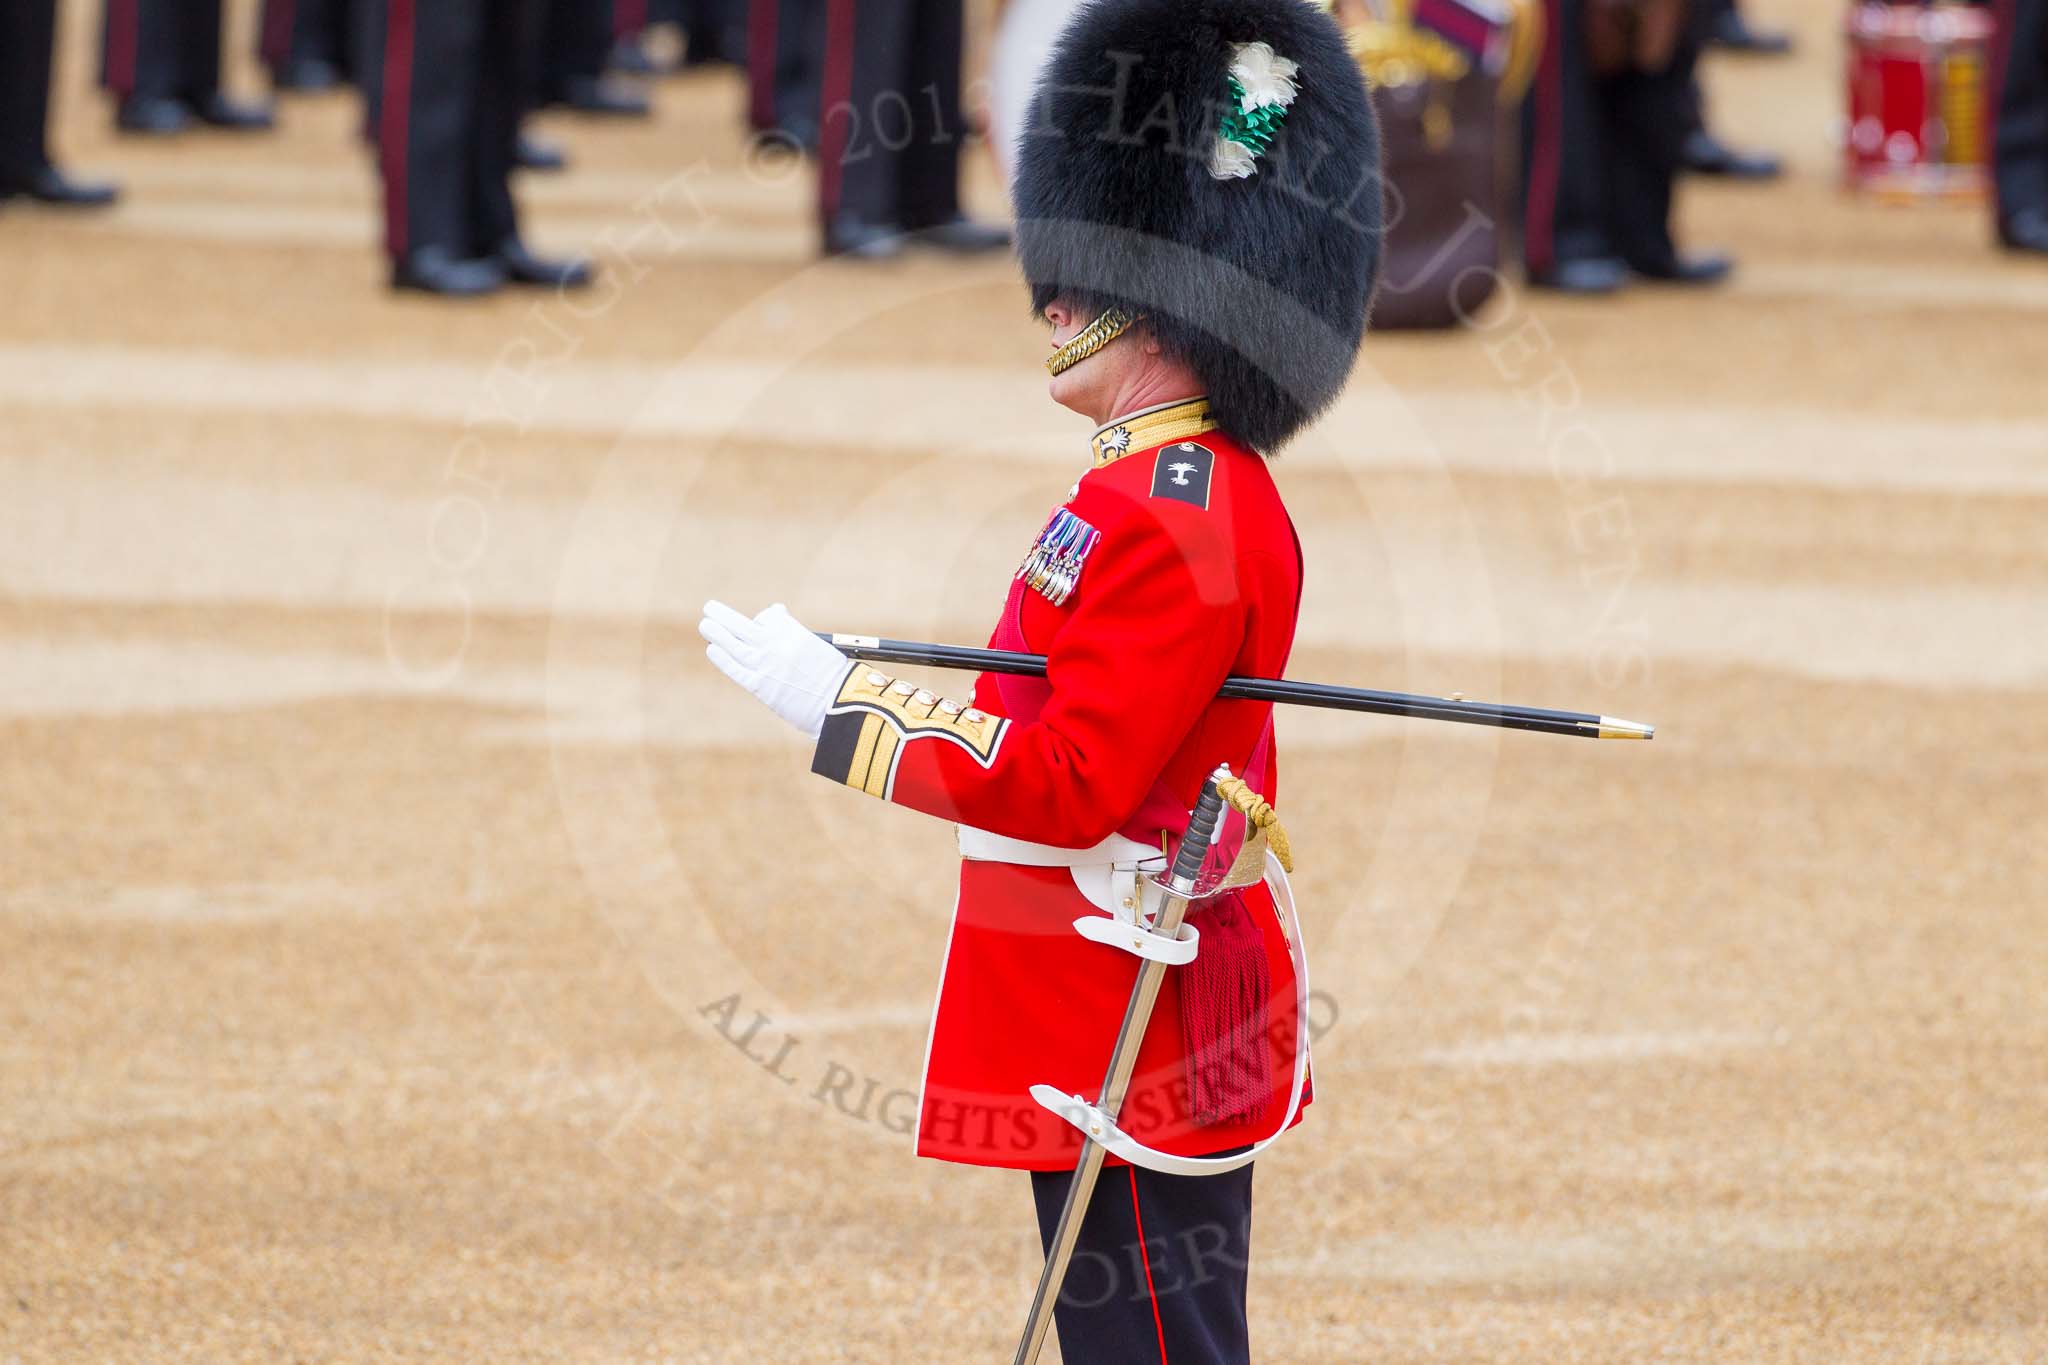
<box><xmin>820</xmin><ymin>633</ymin><xmax>1655</xmax><ymax>741</ymax></box>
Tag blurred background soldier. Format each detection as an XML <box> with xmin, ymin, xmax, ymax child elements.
<box><xmin>600</xmin><ymin>1</ymin><xmax>747</xmax><ymax>76</ymax></box>
<box><xmin>360</xmin><ymin>0</ymin><xmax>594</xmax><ymax>296</ymax></box>
<box><xmin>3</xmin><ymin>0</ymin><xmax>119</xmax><ymax>205</ymax></box>
<box><xmin>102</xmin><ymin>0</ymin><xmax>277</xmax><ymax>133</ymax></box>
<box><xmin>533</xmin><ymin>0</ymin><xmax>651</xmax><ymax>115</ymax></box>
<box><xmin>1521</xmin><ymin>0</ymin><xmax>1733</xmax><ymax>292</ymax></box>
<box><xmin>747</xmin><ymin>0</ymin><xmax>823</xmax><ymax>153</ymax></box>
<box><xmin>260</xmin><ymin>0</ymin><xmax>357</xmax><ymax>91</ymax></box>
<box><xmin>816</xmin><ymin>0</ymin><xmax>1009</xmax><ymax>258</ymax></box>
<box><xmin>674</xmin><ymin>0</ymin><xmax>747</xmax><ymax>66</ymax></box>
<box><xmin>1991</xmin><ymin>0</ymin><xmax>2048</xmax><ymax>253</ymax></box>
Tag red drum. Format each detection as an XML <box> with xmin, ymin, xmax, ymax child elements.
<box><xmin>1844</xmin><ymin>2</ymin><xmax>1994</xmax><ymax>199</ymax></box>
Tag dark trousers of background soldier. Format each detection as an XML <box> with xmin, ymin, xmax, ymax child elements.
<box><xmin>816</xmin><ymin>0</ymin><xmax>1008</xmax><ymax>259</ymax></box>
<box><xmin>358</xmin><ymin>0</ymin><xmax>594</xmax><ymax>295</ymax></box>
<box><xmin>261</xmin><ymin>0</ymin><xmax>359</xmax><ymax>90</ymax></box>
<box><xmin>674</xmin><ymin>0</ymin><xmax>747</xmax><ymax>64</ymax></box>
<box><xmin>1990</xmin><ymin>0</ymin><xmax>2048</xmax><ymax>249</ymax></box>
<box><xmin>102</xmin><ymin>0</ymin><xmax>275</xmax><ymax>131</ymax></box>
<box><xmin>533</xmin><ymin>0</ymin><xmax>648</xmax><ymax>114</ymax></box>
<box><xmin>1</xmin><ymin>0</ymin><xmax>119</xmax><ymax>204</ymax></box>
<box><xmin>1520</xmin><ymin>0</ymin><xmax>1730</xmax><ymax>291</ymax></box>
<box><xmin>526</xmin><ymin>0</ymin><xmax>750</xmax><ymax>151</ymax></box>
<box><xmin>747</xmin><ymin>0</ymin><xmax>824</xmax><ymax>148</ymax></box>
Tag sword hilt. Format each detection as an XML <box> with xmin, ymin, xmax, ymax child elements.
<box><xmin>1165</xmin><ymin>766</ymin><xmax>1232</xmax><ymax>896</ymax></box>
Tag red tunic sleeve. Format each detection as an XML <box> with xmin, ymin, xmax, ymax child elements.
<box><xmin>810</xmin><ymin>491</ymin><xmax>1245</xmax><ymax>848</ymax></box>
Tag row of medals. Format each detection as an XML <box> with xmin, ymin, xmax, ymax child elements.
<box><xmin>1016</xmin><ymin>507</ymin><xmax>1099</xmax><ymax>608</ymax></box>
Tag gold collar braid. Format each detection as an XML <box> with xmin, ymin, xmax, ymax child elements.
<box><xmin>1046</xmin><ymin>307</ymin><xmax>1137</xmax><ymax>376</ymax></box>
<box><xmin>1090</xmin><ymin>397</ymin><xmax>1217</xmax><ymax>468</ymax></box>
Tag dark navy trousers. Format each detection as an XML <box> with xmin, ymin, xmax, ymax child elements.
<box><xmin>1029</xmin><ymin>1158</ymin><xmax>1255</xmax><ymax>1365</ymax></box>
<box><xmin>1992</xmin><ymin>0</ymin><xmax>2048</xmax><ymax>221</ymax></box>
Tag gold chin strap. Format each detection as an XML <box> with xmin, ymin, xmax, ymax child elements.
<box><xmin>1046</xmin><ymin>307</ymin><xmax>1137</xmax><ymax>376</ymax></box>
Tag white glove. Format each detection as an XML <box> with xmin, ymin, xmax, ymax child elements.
<box><xmin>699</xmin><ymin>601</ymin><xmax>852</xmax><ymax>740</ymax></box>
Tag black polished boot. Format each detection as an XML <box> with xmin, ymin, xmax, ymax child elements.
<box><xmin>1529</xmin><ymin>256</ymin><xmax>1631</xmax><ymax>294</ymax></box>
<box><xmin>191</xmin><ymin>92</ymin><xmax>276</xmax><ymax>131</ymax></box>
<box><xmin>392</xmin><ymin>246</ymin><xmax>507</xmax><ymax>297</ymax></box>
<box><xmin>823</xmin><ymin>213</ymin><xmax>906</xmax><ymax>260</ymax></box>
<box><xmin>515</xmin><ymin>134</ymin><xmax>568</xmax><ymax>172</ymax></box>
<box><xmin>915</xmin><ymin>216</ymin><xmax>1013</xmax><ymax>254</ymax></box>
<box><xmin>116</xmin><ymin>95</ymin><xmax>191</xmax><ymax>135</ymax></box>
<box><xmin>1682</xmin><ymin>130</ymin><xmax>1783</xmax><ymax>180</ymax></box>
<box><xmin>496</xmin><ymin>239</ymin><xmax>594</xmax><ymax>288</ymax></box>
<box><xmin>1999</xmin><ymin>208</ymin><xmax>2048</xmax><ymax>255</ymax></box>
<box><xmin>1632</xmin><ymin>251</ymin><xmax>1735</xmax><ymax>286</ymax></box>
<box><xmin>2</xmin><ymin>165</ymin><xmax>121</xmax><ymax>208</ymax></box>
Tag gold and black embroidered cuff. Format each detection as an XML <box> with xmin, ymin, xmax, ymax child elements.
<box><xmin>811</xmin><ymin>667</ymin><xmax>1006</xmax><ymax>799</ymax></box>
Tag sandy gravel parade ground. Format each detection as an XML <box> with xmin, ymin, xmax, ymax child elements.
<box><xmin>3</xmin><ymin>0</ymin><xmax>2045</xmax><ymax>1360</ymax></box>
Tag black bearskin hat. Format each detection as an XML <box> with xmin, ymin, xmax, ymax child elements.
<box><xmin>1013</xmin><ymin>0</ymin><xmax>1382</xmax><ymax>453</ymax></box>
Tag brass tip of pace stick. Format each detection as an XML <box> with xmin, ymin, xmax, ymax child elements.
<box><xmin>1593</xmin><ymin>716</ymin><xmax>1656</xmax><ymax>740</ymax></box>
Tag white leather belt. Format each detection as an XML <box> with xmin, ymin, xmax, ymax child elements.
<box><xmin>956</xmin><ymin>825</ymin><xmax>1169</xmax><ymax>926</ymax></box>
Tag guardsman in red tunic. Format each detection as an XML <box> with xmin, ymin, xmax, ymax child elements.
<box><xmin>702</xmin><ymin>3</ymin><xmax>1380</xmax><ymax>1358</ymax></box>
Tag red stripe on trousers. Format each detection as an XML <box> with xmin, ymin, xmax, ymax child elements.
<box><xmin>1524</xmin><ymin>0</ymin><xmax>1565</xmax><ymax>273</ymax></box>
<box><xmin>379</xmin><ymin>0</ymin><xmax>416</xmax><ymax>258</ymax></box>
<box><xmin>817</xmin><ymin>0</ymin><xmax>856</xmax><ymax>219</ymax></box>
<box><xmin>1128</xmin><ymin>1167</ymin><xmax>1170</xmax><ymax>1364</ymax></box>
<box><xmin>747</xmin><ymin>0</ymin><xmax>779</xmax><ymax>131</ymax></box>
<box><xmin>262</xmin><ymin>0</ymin><xmax>298</xmax><ymax>68</ymax></box>
<box><xmin>105</xmin><ymin>0</ymin><xmax>140</xmax><ymax>95</ymax></box>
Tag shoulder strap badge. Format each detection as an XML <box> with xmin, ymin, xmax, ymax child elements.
<box><xmin>1151</xmin><ymin>442</ymin><xmax>1215</xmax><ymax>510</ymax></box>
